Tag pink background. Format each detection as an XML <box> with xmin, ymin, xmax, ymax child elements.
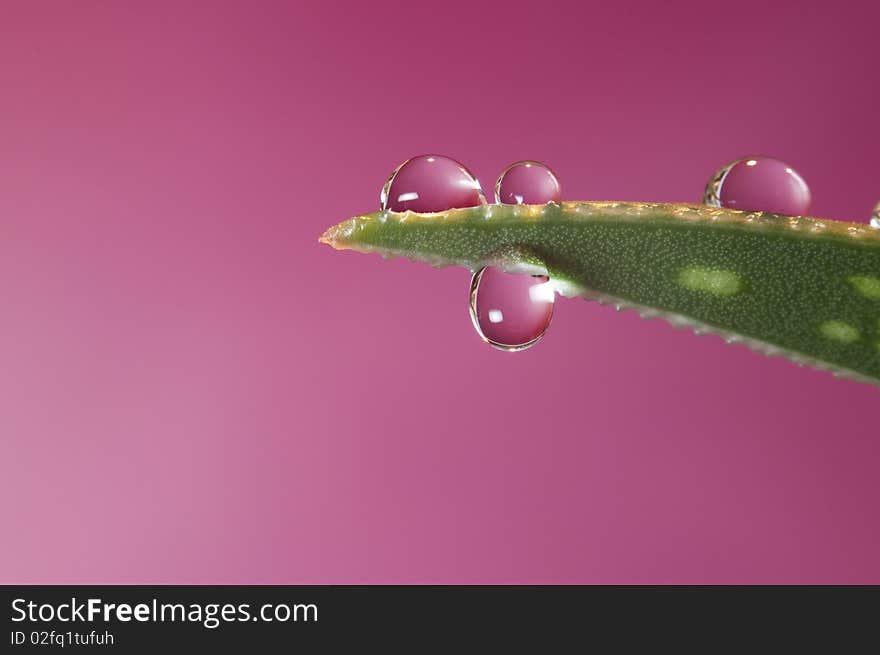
<box><xmin>1</xmin><ymin>1</ymin><xmax>878</xmax><ymax>584</ymax></box>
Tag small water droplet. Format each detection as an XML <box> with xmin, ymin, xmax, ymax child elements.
<box><xmin>380</xmin><ymin>154</ymin><xmax>485</xmax><ymax>213</ymax></box>
<box><xmin>703</xmin><ymin>156</ymin><xmax>810</xmax><ymax>216</ymax></box>
<box><xmin>494</xmin><ymin>161</ymin><xmax>561</xmax><ymax>205</ymax></box>
<box><xmin>871</xmin><ymin>201</ymin><xmax>880</xmax><ymax>229</ymax></box>
<box><xmin>469</xmin><ymin>266</ymin><xmax>554</xmax><ymax>351</ymax></box>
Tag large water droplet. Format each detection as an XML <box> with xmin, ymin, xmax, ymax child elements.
<box><xmin>469</xmin><ymin>266</ymin><xmax>555</xmax><ymax>351</ymax></box>
<box><xmin>380</xmin><ymin>154</ymin><xmax>485</xmax><ymax>213</ymax></box>
<box><xmin>494</xmin><ymin>160</ymin><xmax>561</xmax><ymax>205</ymax></box>
<box><xmin>703</xmin><ymin>156</ymin><xmax>811</xmax><ymax>216</ymax></box>
<box><xmin>871</xmin><ymin>201</ymin><xmax>880</xmax><ymax>229</ymax></box>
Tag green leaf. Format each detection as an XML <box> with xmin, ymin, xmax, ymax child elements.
<box><xmin>320</xmin><ymin>201</ymin><xmax>880</xmax><ymax>386</ymax></box>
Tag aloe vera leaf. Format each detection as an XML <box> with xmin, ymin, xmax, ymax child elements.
<box><xmin>320</xmin><ymin>201</ymin><xmax>880</xmax><ymax>386</ymax></box>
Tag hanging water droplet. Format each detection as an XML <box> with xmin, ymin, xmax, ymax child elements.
<box><xmin>494</xmin><ymin>160</ymin><xmax>561</xmax><ymax>205</ymax></box>
<box><xmin>870</xmin><ymin>201</ymin><xmax>880</xmax><ymax>229</ymax></box>
<box><xmin>703</xmin><ymin>156</ymin><xmax>811</xmax><ymax>216</ymax></box>
<box><xmin>380</xmin><ymin>154</ymin><xmax>485</xmax><ymax>213</ymax></box>
<box><xmin>469</xmin><ymin>267</ymin><xmax>554</xmax><ymax>351</ymax></box>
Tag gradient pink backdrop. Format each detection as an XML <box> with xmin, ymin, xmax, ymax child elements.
<box><xmin>1</xmin><ymin>1</ymin><xmax>878</xmax><ymax>584</ymax></box>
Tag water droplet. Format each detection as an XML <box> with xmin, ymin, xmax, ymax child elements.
<box><xmin>380</xmin><ymin>154</ymin><xmax>485</xmax><ymax>213</ymax></box>
<box><xmin>494</xmin><ymin>160</ymin><xmax>561</xmax><ymax>205</ymax></box>
<box><xmin>703</xmin><ymin>156</ymin><xmax>811</xmax><ymax>216</ymax></box>
<box><xmin>871</xmin><ymin>201</ymin><xmax>880</xmax><ymax>229</ymax></box>
<box><xmin>469</xmin><ymin>266</ymin><xmax>554</xmax><ymax>351</ymax></box>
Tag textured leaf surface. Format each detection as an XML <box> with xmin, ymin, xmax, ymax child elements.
<box><xmin>320</xmin><ymin>201</ymin><xmax>880</xmax><ymax>386</ymax></box>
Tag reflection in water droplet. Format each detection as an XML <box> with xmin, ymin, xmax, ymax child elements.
<box><xmin>703</xmin><ymin>156</ymin><xmax>811</xmax><ymax>216</ymax></box>
<box><xmin>871</xmin><ymin>202</ymin><xmax>880</xmax><ymax>229</ymax></box>
<box><xmin>494</xmin><ymin>161</ymin><xmax>561</xmax><ymax>205</ymax></box>
<box><xmin>469</xmin><ymin>267</ymin><xmax>555</xmax><ymax>351</ymax></box>
<box><xmin>380</xmin><ymin>154</ymin><xmax>485</xmax><ymax>213</ymax></box>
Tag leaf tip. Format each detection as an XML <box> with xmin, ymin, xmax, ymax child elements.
<box><xmin>318</xmin><ymin>219</ymin><xmax>356</xmax><ymax>251</ymax></box>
